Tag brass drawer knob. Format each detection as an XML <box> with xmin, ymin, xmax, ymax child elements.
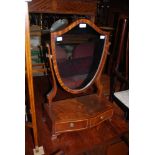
<box><xmin>69</xmin><ymin>122</ymin><xmax>75</xmax><ymax>128</ymax></box>
<box><xmin>100</xmin><ymin>116</ymin><xmax>104</xmax><ymax>120</ymax></box>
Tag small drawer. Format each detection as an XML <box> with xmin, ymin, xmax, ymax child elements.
<box><xmin>55</xmin><ymin>119</ymin><xmax>88</xmax><ymax>133</ymax></box>
<box><xmin>90</xmin><ymin>109</ymin><xmax>113</xmax><ymax>127</ymax></box>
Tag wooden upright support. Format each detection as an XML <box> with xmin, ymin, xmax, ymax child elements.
<box><xmin>25</xmin><ymin>1</ymin><xmax>45</xmax><ymax>154</ymax></box>
<box><xmin>25</xmin><ymin>0</ymin><xmax>39</xmax><ymax>148</ymax></box>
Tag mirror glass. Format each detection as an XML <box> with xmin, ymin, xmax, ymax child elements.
<box><xmin>55</xmin><ymin>24</ymin><xmax>105</xmax><ymax>89</ymax></box>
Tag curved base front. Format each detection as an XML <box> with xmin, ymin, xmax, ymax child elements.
<box><xmin>44</xmin><ymin>94</ymin><xmax>113</xmax><ymax>137</ymax></box>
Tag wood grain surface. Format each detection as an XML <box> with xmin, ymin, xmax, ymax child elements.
<box><xmin>44</xmin><ymin>94</ymin><xmax>113</xmax><ymax>135</ymax></box>
<box><xmin>28</xmin><ymin>0</ymin><xmax>97</xmax><ymax>16</ymax></box>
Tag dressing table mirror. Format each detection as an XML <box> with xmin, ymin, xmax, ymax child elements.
<box><xmin>42</xmin><ymin>19</ymin><xmax>113</xmax><ymax>139</ymax></box>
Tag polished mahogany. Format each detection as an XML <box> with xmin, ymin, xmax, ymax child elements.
<box><xmin>42</xmin><ymin>19</ymin><xmax>112</xmax><ymax>138</ymax></box>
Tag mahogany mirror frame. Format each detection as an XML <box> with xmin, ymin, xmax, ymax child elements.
<box><xmin>50</xmin><ymin>19</ymin><xmax>110</xmax><ymax>94</ymax></box>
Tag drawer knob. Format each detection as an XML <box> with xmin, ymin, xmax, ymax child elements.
<box><xmin>100</xmin><ymin>116</ymin><xmax>104</xmax><ymax>120</ymax></box>
<box><xmin>69</xmin><ymin>122</ymin><xmax>75</xmax><ymax>128</ymax></box>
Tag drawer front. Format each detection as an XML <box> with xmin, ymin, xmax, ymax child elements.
<box><xmin>90</xmin><ymin>109</ymin><xmax>113</xmax><ymax>127</ymax></box>
<box><xmin>55</xmin><ymin>120</ymin><xmax>88</xmax><ymax>133</ymax></box>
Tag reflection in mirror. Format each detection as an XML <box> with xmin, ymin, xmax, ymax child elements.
<box><xmin>55</xmin><ymin>24</ymin><xmax>105</xmax><ymax>89</ymax></box>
